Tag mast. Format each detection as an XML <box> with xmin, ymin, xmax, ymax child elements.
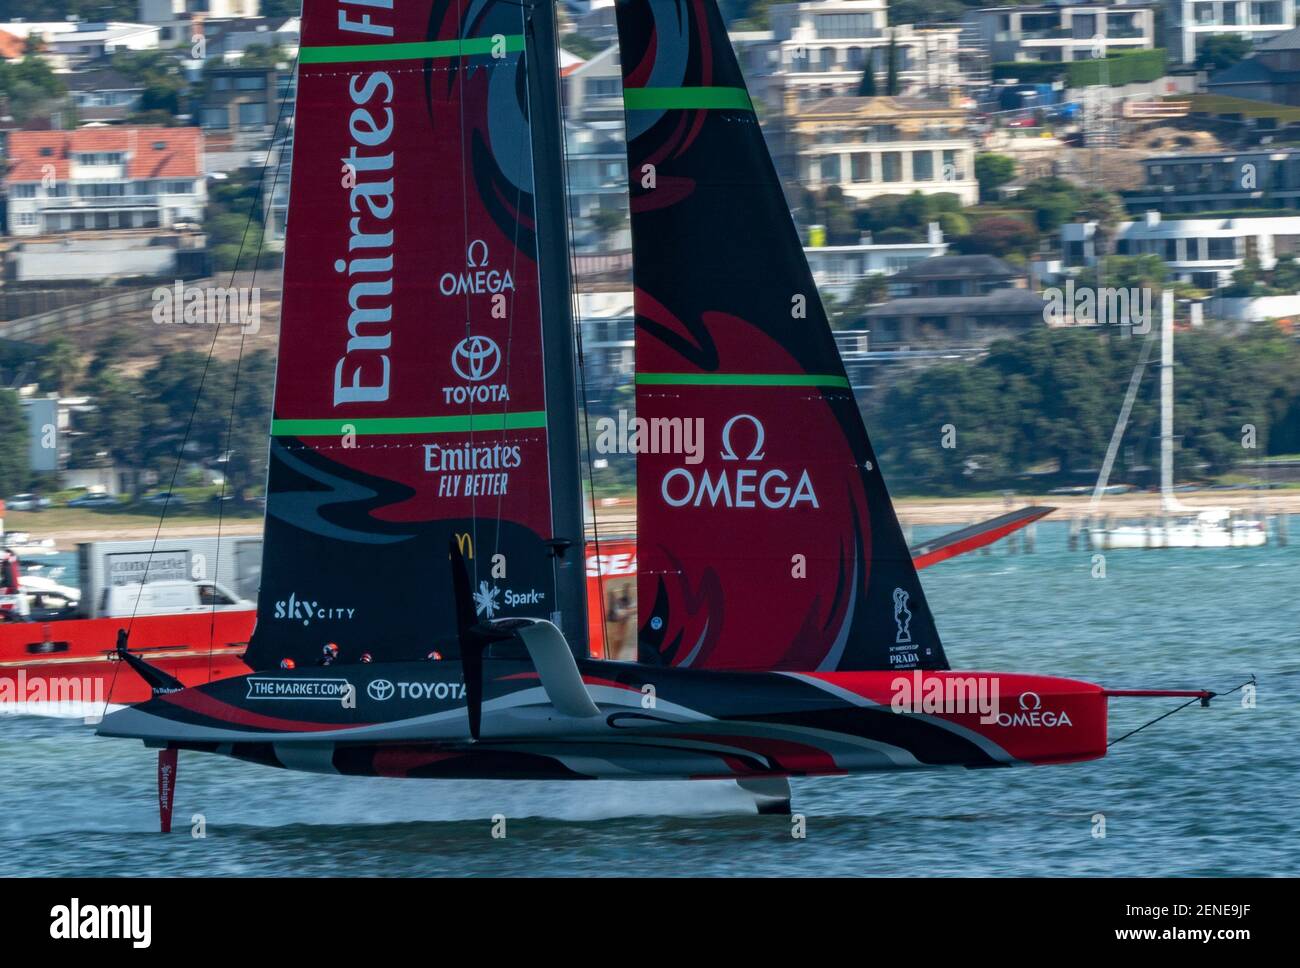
<box><xmin>525</xmin><ymin>1</ymin><xmax>589</xmax><ymax>654</ymax></box>
<box><xmin>1160</xmin><ymin>288</ymin><xmax>1178</xmax><ymax>513</ymax></box>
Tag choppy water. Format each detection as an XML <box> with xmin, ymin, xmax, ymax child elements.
<box><xmin>2</xmin><ymin>520</ymin><xmax>1296</xmax><ymax>876</ymax></box>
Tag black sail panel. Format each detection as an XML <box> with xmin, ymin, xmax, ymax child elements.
<box><xmin>246</xmin><ymin>0</ymin><xmax>585</xmax><ymax>670</ymax></box>
<box><xmin>614</xmin><ymin>0</ymin><xmax>948</xmax><ymax>671</ymax></box>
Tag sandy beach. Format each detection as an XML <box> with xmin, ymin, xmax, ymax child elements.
<box><xmin>6</xmin><ymin>490</ymin><xmax>1297</xmax><ymax>550</ymax></box>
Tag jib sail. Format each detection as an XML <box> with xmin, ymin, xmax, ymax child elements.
<box><xmin>614</xmin><ymin>0</ymin><xmax>948</xmax><ymax>672</ymax></box>
<box><xmin>248</xmin><ymin>0</ymin><xmax>585</xmax><ymax>670</ymax></box>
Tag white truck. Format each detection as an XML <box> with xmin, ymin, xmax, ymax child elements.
<box><xmin>76</xmin><ymin>537</ymin><xmax>263</xmax><ymax>619</ymax></box>
<box><xmin>101</xmin><ymin>579</ymin><xmax>249</xmax><ymax>618</ymax></box>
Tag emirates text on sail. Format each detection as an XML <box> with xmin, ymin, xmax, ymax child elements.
<box><xmin>332</xmin><ymin>8</ymin><xmax>396</xmax><ymax>405</ymax></box>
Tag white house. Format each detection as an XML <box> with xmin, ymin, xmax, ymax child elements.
<box><xmin>1061</xmin><ymin>210</ymin><xmax>1300</xmax><ymax>287</ymax></box>
<box><xmin>5</xmin><ymin>126</ymin><xmax>205</xmax><ymax>237</ymax></box>
<box><xmin>1166</xmin><ymin>0</ymin><xmax>1296</xmax><ymax>64</ymax></box>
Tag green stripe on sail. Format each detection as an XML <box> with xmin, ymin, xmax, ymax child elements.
<box><xmin>300</xmin><ymin>34</ymin><xmax>524</xmax><ymax>64</ymax></box>
<box><xmin>635</xmin><ymin>373</ymin><xmax>850</xmax><ymax>388</ymax></box>
<box><xmin>623</xmin><ymin>86</ymin><xmax>753</xmax><ymax>112</ymax></box>
<box><xmin>271</xmin><ymin>411</ymin><xmax>547</xmax><ymax>437</ymax></box>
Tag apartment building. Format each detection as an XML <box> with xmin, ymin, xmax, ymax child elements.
<box><xmin>1061</xmin><ymin>210</ymin><xmax>1300</xmax><ymax>286</ymax></box>
<box><xmin>1166</xmin><ymin>0</ymin><xmax>1296</xmax><ymax>64</ymax></box>
<box><xmin>790</xmin><ymin>94</ymin><xmax>979</xmax><ymax>205</ymax></box>
<box><xmin>5</xmin><ymin>126</ymin><xmax>205</xmax><ymax>236</ymax></box>
<box><xmin>1124</xmin><ymin>148</ymin><xmax>1300</xmax><ymax>214</ymax></box>
<box><xmin>745</xmin><ymin>1</ymin><xmax>963</xmax><ymax>115</ymax></box>
<box><xmin>972</xmin><ymin>3</ymin><xmax>1156</xmax><ymax>63</ymax></box>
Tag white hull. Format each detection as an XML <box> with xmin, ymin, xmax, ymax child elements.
<box><xmin>1089</xmin><ymin>523</ymin><xmax>1268</xmax><ymax>550</ymax></box>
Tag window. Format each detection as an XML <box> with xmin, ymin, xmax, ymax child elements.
<box><xmin>236</xmin><ymin>75</ymin><xmax>266</xmax><ymax>90</ymax></box>
<box><xmin>238</xmin><ymin>102</ymin><xmax>268</xmax><ymax>128</ymax></box>
<box><xmin>912</xmin><ymin>151</ymin><xmax>934</xmax><ymax>181</ymax></box>
<box><xmin>882</xmin><ymin>151</ymin><xmax>902</xmax><ymax>182</ymax></box>
<box><xmin>1207</xmin><ymin>237</ymin><xmax>1236</xmax><ymax>259</ymax></box>
<box><xmin>851</xmin><ymin>152</ymin><xmax>871</xmax><ymax>183</ymax></box>
<box><xmin>17</xmin><ymin>212</ymin><xmax>37</xmax><ymax>227</ymax></box>
<box><xmin>12</xmin><ymin>184</ymin><xmax>37</xmax><ymax>198</ymax></box>
<box><xmin>820</xmin><ymin>154</ymin><xmax>842</xmax><ymax>184</ymax></box>
<box><xmin>586</xmin><ymin>78</ymin><xmax>621</xmax><ymax>98</ymax></box>
<box><xmin>815</xmin><ymin>14</ymin><xmax>877</xmax><ymax>39</ymax></box>
<box><xmin>202</xmin><ymin>107</ymin><xmax>228</xmax><ymax>129</ymax></box>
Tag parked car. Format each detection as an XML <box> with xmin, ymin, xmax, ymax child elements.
<box><xmin>141</xmin><ymin>492</ymin><xmax>187</xmax><ymax>506</ymax></box>
<box><xmin>66</xmin><ymin>493</ymin><xmax>120</xmax><ymax>509</ymax></box>
<box><xmin>4</xmin><ymin>493</ymin><xmax>51</xmax><ymax>511</ymax></box>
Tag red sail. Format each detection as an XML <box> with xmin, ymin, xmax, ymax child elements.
<box><xmin>615</xmin><ymin>0</ymin><xmax>948</xmax><ymax>672</ymax></box>
<box><xmin>247</xmin><ymin>1</ymin><xmax>561</xmax><ymax>668</ymax></box>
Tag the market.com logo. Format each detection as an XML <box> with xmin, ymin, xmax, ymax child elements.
<box><xmin>50</xmin><ymin>898</ymin><xmax>151</xmax><ymax>948</ymax></box>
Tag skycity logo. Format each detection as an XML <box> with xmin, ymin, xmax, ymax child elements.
<box><xmin>890</xmin><ymin>671</ymin><xmax>1001</xmax><ymax>725</ymax></box>
<box><xmin>439</xmin><ymin>240</ymin><xmax>515</xmax><ymax>296</ymax></box>
<box><xmin>659</xmin><ymin>414</ymin><xmax>818</xmax><ymax>510</ymax></box>
<box><xmin>50</xmin><ymin>899</ymin><xmax>151</xmax><ymax>948</ymax></box>
<box><xmin>272</xmin><ymin>593</ymin><xmax>356</xmax><ymax>625</ymax></box>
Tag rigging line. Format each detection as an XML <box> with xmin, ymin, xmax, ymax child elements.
<box><xmin>455</xmin><ymin>0</ymin><xmax>480</xmax><ymax>591</ymax></box>
<box><xmin>490</xmin><ymin>2</ymin><xmax>531</xmax><ymax>566</ymax></box>
<box><xmin>1107</xmin><ymin>676</ymin><xmax>1255</xmax><ymax>748</ymax></box>
<box><xmin>207</xmin><ymin>50</ymin><xmax>301</xmax><ymax>681</ymax></box>
<box><xmin>107</xmin><ymin>51</ymin><xmax>301</xmax><ymax>717</ymax></box>
<box><xmin>553</xmin><ymin>22</ymin><xmax>608</xmax><ymax>660</ymax></box>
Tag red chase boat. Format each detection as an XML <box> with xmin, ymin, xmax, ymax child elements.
<box><xmin>2</xmin><ymin>510</ymin><xmax>1048</xmax><ymax>712</ymax></box>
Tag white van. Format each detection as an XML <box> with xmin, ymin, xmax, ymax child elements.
<box><xmin>101</xmin><ymin>580</ymin><xmax>249</xmax><ymax>618</ymax></box>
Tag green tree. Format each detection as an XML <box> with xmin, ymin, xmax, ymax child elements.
<box><xmin>0</xmin><ymin>389</ymin><xmax>30</xmax><ymax>496</ymax></box>
<box><xmin>36</xmin><ymin>338</ymin><xmax>82</xmax><ymax>394</ymax></box>
<box><xmin>974</xmin><ymin>153</ymin><xmax>1016</xmax><ymax>201</ymax></box>
<box><xmin>885</xmin><ymin>32</ymin><xmax>899</xmax><ymax>96</ymax></box>
<box><xmin>0</xmin><ymin>56</ymin><xmax>68</xmax><ymax>122</ymax></box>
<box><xmin>1079</xmin><ymin>189</ymin><xmax>1125</xmax><ymax>259</ymax></box>
<box><xmin>830</xmin><ymin>274</ymin><xmax>888</xmax><ymax>330</ymax></box>
<box><xmin>1196</xmin><ymin>34</ymin><xmax>1253</xmax><ymax>72</ymax></box>
<box><xmin>857</xmin><ymin>62</ymin><xmax>877</xmax><ymax>97</ymax></box>
<box><xmin>1016</xmin><ymin>176</ymin><xmax>1082</xmax><ymax>232</ymax></box>
<box><xmin>112</xmin><ymin>49</ymin><xmax>189</xmax><ymax>119</ymax></box>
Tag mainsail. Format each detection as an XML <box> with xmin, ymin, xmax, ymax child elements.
<box><xmin>247</xmin><ymin>0</ymin><xmax>586</xmax><ymax>669</ymax></box>
<box><xmin>614</xmin><ymin>0</ymin><xmax>948</xmax><ymax>671</ymax></box>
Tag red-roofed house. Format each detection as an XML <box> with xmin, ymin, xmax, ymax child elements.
<box><xmin>5</xmin><ymin>126</ymin><xmax>205</xmax><ymax>236</ymax></box>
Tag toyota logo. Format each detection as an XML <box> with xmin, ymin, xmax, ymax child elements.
<box><xmin>451</xmin><ymin>336</ymin><xmax>501</xmax><ymax>382</ymax></box>
<box><xmin>367</xmin><ymin>679</ymin><xmax>395</xmax><ymax>702</ymax></box>
<box><xmin>1019</xmin><ymin>691</ymin><xmax>1042</xmax><ymax>711</ymax></box>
